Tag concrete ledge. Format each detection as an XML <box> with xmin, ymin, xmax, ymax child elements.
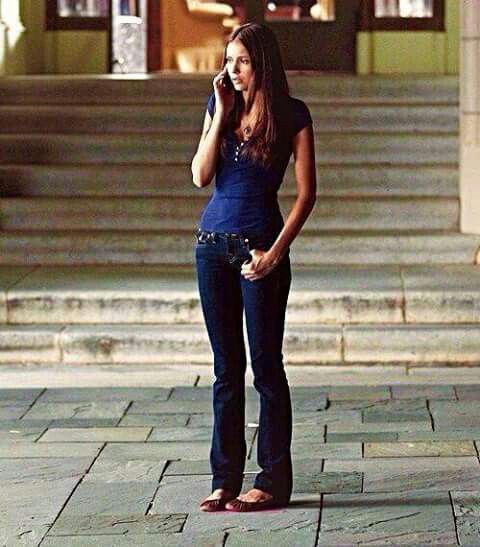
<box><xmin>345</xmin><ymin>324</ymin><xmax>480</xmax><ymax>363</ymax></box>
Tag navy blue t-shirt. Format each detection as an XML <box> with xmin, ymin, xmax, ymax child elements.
<box><xmin>197</xmin><ymin>91</ymin><xmax>313</xmax><ymax>237</ymax></box>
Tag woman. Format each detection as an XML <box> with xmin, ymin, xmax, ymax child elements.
<box><xmin>191</xmin><ymin>22</ymin><xmax>316</xmax><ymax>512</ymax></box>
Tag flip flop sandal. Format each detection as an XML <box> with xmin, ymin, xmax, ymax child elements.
<box><xmin>199</xmin><ymin>494</ymin><xmax>236</xmax><ymax>512</ymax></box>
<box><xmin>225</xmin><ymin>496</ymin><xmax>284</xmax><ymax>512</ymax></box>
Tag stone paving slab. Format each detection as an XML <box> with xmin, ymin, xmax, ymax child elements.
<box><xmin>293</xmin><ymin>468</ymin><xmax>363</xmax><ymax>494</ymax></box>
<box><xmin>187</xmin><ymin>404</ymin><xmax>260</xmax><ymax>426</ymax></box>
<box><xmin>0</xmin><ymin>457</ymin><xmax>92</xmax><ymax>481</ymax></box>
<box><xmin>163</xmin><ymin>460</ymin><xmax>260</xmax><ymax>475</ymax></box>
<box><xmin>37</xmin><ymin>386</ymin><xmax>172</xmax><ymax>402</ymax></box>
<box><xmin>430</xmin><ymin>400</ymin><xmax>480</xmax><ymax>429</ymax></box>
<box><xmin>317</xmin><ymin>490</ymin><xmax>456</xmax><ymax>545</ymax></box>
<box><xmin>451</xmin><ymin>490</ymin><xmax>480</xmax><ymax>517</ymax></box>
<box><xmin>0</xmin><ymin>478</ymin><xmax>83</xmax><ymax>545</ymax></box>
<box><xmin>327</xmin><ymin>421</ymin><xmax>433</xmax><ymax>433</ymax></box>
<box><xmin>369</xmin><ymin>468</ymin><xmax>480</xmax><ymax>494</ymax></box>
<box><xmin>362</xmin><ymin>399</ymin><xmax>431</xmax><ymax>423</ymax></box>
<box><xmin>292</xmin><ymin>442</ymin><xmax>362</xmax><ymax>459</ymax></box>
<box><xmin>0</xmin><ymin>442</ymin><xmax>103</xmax><ymax>458</ymax></box>
<box><xmin>319</xmin><ymin>385</ymin><xmax>391</xmax><ymax>401</ymax></box>
<box><xmin>1</xmin><ymin>426</ymin><xmax>45</xmax><ymax>442</ymax></box>
<box><xmin>149</xmin><ymin>426</ymin><xmax>256</xmax><ymax>444</ymax></box>
<box><xmin>84</xmin><ymin>458</ymin><xmax>168</xmax><ymax>482</ymax></box>
<box><xmin>292</xmin><ymin>394</ymin><xmax>328</xmax><ymax>412</ymax></box>
<box><xmin>291</xmin><ymin>409</ymin><xmax>363</xmax><ymax>426</ymax></box>
<box><xmin>325</xmin><ymin>456</ymin><xmax>480</xmax><ymax>493</ymax></box>
<box><xmin>329</xmin><ymin>397</ymin><xmax>428</xmax><ymax>412</ymax></box>
<box><xmin>225</xmin><ymin>529</ymin><xmax>317</xmax><ymax>546</ymax></box>
<box><xmin>3</xmin><ymin>380</ymin><xmax>480</xmax><ymax>545</ymax></box>
<box><xmin>252</xmin><ymin>439</ymin><xmax>362</xmax><ymax>458</ymax></box>
<box><xmin>1</xmin><ymin>522</ymin><xmax>51</xmax><ymax>547</ymax></box>
<box><xmin>364</xmin><ymin>440</ymin><xmax>476</xmax><ymax>457</ymax></box>
<box><xmin>48</xmin><ymin>512</ymin><xmax>187</xmax><ymax>536</ymax></box>
<box><xmin>118</xmin><ymin>413</ymin><xmax>189</xmax><ymax>427</ymax></box>
<box><xmin>327</xmin><ymin>432</ymin><xmax>399</xmax><ymax>443</ymax></box>
<box><xmin>169</xmin><ymin>385</ymin><xmax>252</xmax><ymax>401</ymax></box>
<box><xmin>292</xmin><ymin>424</ymin><xmax>325</xmax><ymax>443</ymax></box>
<box><xmin>456</xmin><ymin>516</ymin><xmax>480</xmax><ymax>547</ymax></box>
<box><xmin>56</xmin><ymin>480</ymin><xmax>158</xmax><ymax>518</ymax></box>
<box><xmin>49</xmin><ymin>418</ymin><xmax>119</xmax><ymax>428</ymax></box>
<box><xmin>129</xmin><ymin>400</ymin><xmax>213</xmax><ymax>414</ymax></box>
<box><xmin>151</xmin><ymin>475</ymin><xmax>217</xmax><ymax>514</ymax></box>
<box><xmin>0</xmin><ymin>403</ymin><xmax>31</xmax><ymax>419</ymax></box>
<box><xmin>0</xmin><ymin>418</ymin><xmax>52</xmax><ymax>430</ymax></box>
<box><xmin>396</xmin><ymin>428</ymin><xmax>480</xmax><ymax>441</ymax></box>
<box><xmin>391</xmin><ymin>384</ymin><xmax>457</xmax><ymax>399</ymax></box>
<box><xmin>454</xmin><ymin>384</ymin><xmax>480</xmax><ymax>400</ymax></box>
<box><xmin>182</xmin><ymin>494</ymin><xmax>321</xmax><ymax>534</ymax></box>
<box><xmin>99</xmin><ymin>441</ymin><xmax>212</xmax><ymax>460</ymax></box>
<box><xmin>23</xmin><ymin>400</ymin><xmax>131</xmax><ymax>420</ymax></box>
<box><xmin>325</xmin><ymin>455</ymin><xmax>480</xmax><ymax>473</ymax></box>
<box><xmin>0</xmin><ymin>387</ymin><xmax>43</xmax><ymax>401</ymax></box>
<box><xmin>38</xmin><ymin>426</ymin><xmax>151</xmax><ymax>442</ymax></box>
<box><xmin>41</xmin><ymin>533</ymin><xmax>226</xmax><ymax>546</ymax></box>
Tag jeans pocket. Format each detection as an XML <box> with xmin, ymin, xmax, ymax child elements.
<box><xmin>229</xmin><ymin>247</ymin><xmax>252</xmax><ymax>270</ymax></box>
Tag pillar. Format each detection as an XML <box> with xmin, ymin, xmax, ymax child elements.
<box><xmin>459</xmin><ymin>0</ymin><xmax>480</xmax><ymax>233</ymax></box>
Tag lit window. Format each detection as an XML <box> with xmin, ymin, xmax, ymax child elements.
<box><xmin>264</xmin><ymin>1</ymin><xmax>335</xmax><ymax>22</ymax></box>
<box><xmin>57</xmin><ymin>0</ymin><xmax>109</xmax><ymax>17</ymax></box>
<box><xmin>374</xmin><ymin>0</ymin><xmax>433</xmax><ymax>18</ymax></box>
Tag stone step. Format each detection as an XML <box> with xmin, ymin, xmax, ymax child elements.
<box><xmin>0</xmin><ymin>104</ymin><xmax>458</xmax><ymax>134</ymax></box>
<box><xmin>0</xmin><ymin>163</ymin><xmax>459</xmax><ymax>198</ymax></box>
<box><xmin>0</xmin><ymin>74</ymin><xmax>458</xmax><ymax>105</ymax></box>
<box><xmin>2</xmin><ymin>264</ymin><xmax>480</xmax><ymax>326</ymax></box>
<box><xmin>0</xmin><ymin>196</ymin><xmax>459</xmax><ymax>231</ymax></box>
<box><xmin>0</xmin><ymin>322</ymin><xmax>479</xmax><ymax>365</ymax></box>
<box><xmin>0</xmin><ymin>133</ymin><xmax>458</xmax><ymax>165</ymax></box>
<box><xmin>1</xmin><ymin>230</ymin><xmax>479</xmax><ymax>265</ymax></box>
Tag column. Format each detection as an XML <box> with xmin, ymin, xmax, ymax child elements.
<box><xmin>459</xmin><ymin>0</ymin><xmax>480</xmax><ymax>233</ymax></box>
<box><xmin>0</xmin><ymin>0</ymin><xmax>7</xmax><ymax>75</ymax></box>
<box><xmin>0</xmin><ymin>0</ymin><xmax>26</xmax><ymax>74</ymax></box>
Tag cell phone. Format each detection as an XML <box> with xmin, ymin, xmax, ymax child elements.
<box><xmin>222</xmin><ymin>69</ymin><xmax>234</xmax><ymax>91</ymax></box>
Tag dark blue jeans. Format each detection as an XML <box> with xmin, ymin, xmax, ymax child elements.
<box><xmin>194</xmin><ymin>227</ymin><xmax>293</xmax><ymax>503</ymax></box>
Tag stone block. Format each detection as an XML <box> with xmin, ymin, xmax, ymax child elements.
<box><xmin>39</xmin><ymin>427</ymin><xmax>151</xmax><ymax>443</ymax></box>
<box><xmin>317</xmin><ymin>490</ymin><xmax>456</xmax><ymax>545</ymax></box>
<box><xmin>364</xmin><ymin>440</ymin><xmax>476</xmax><ymax>457</ymax></box>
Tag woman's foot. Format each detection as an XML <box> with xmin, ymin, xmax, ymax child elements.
<box><xmin>225</xmin><ymin>488</ymin><xmax>278</xmax><ymax>512</ymax></box>
<box><xmin>199</xmin><ymin>488</ymin><xmax>236</xmax><ymax>512</ymax></box>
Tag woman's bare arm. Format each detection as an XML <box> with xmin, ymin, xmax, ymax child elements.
<box><xmin>191</xmin><ymin>108</ymin><xmax>227</xmax><ymax>188</ymax></box>
<box><xmin>266</xmin><ymin>123</ymin><xmax>317</xmax><ymax>264</ymax></box>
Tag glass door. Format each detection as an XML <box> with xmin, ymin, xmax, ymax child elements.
<box><xmin>111</xmin><ymin>0</ymin><xmax>147</xmax><ymax>73</ymax></box>
<box><xmin>245</xmin><ymin>0</ymin><xmax>360</xmax><ymax>72</ymax></box>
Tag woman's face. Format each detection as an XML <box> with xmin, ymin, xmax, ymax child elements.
<box><xmin>225</xmin><ymin>38</ymin><xmax>254</xmax><ymax>92</ymax></box>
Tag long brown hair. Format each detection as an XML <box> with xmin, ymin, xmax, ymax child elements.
<box><xmin>219</xmin><ymin>22</ymin><xmax>290</xmax><ymax>169</ymax></box>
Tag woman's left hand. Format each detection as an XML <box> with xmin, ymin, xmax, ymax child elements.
<box><xmin>241</xmin><ymin>249</ymin><xmax>279</xmax><ymax>281</ymax></box>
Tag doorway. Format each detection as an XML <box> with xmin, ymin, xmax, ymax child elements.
<box><xmin>245</xmin><ymin>0</ymin><xmax>361</xmax><ymax>72</ymax></box>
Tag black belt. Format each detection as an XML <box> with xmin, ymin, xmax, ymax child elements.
<box><xmin>194</xmin><ymin>227</ymin><xmax>250</xmax><ymax>247</ymax></box>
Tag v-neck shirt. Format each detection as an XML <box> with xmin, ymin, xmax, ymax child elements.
<box><xmin>197</xmin><ymin>91</ymin><xmax>313</xmax><ymax>237</ymax></box>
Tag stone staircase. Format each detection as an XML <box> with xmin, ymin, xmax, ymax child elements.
<box><xmin>1</xmin><ymin>73</ymin><xmax>480</xmax><ymax>367</ymax></box>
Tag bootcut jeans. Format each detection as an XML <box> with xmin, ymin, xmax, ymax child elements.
<box><xmin>193</xmin><ymin>226</ymin><xmax>293</xmax><ymax>503</ymax></box>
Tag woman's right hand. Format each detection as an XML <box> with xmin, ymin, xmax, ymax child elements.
<box><xmin>213</xmin><ymin>65</ymin><xmax>235</xmax><ymax>121</ymax></box>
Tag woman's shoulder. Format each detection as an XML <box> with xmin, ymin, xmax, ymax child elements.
<box><xmin>284</xmin><ymin>95</ymin><xmax>313</xmax><ymax>135</ymax></box>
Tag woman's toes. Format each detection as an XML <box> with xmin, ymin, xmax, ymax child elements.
<box><xmin>237</xmin><ymin>488</ymin><xmax>273</xmax><ymax>502</ymax></box>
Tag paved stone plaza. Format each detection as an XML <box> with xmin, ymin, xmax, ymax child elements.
<box><xmin>1</xmin><ymin>364</ymin><xmax>480</xmax><ymax>546</ymax></box>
